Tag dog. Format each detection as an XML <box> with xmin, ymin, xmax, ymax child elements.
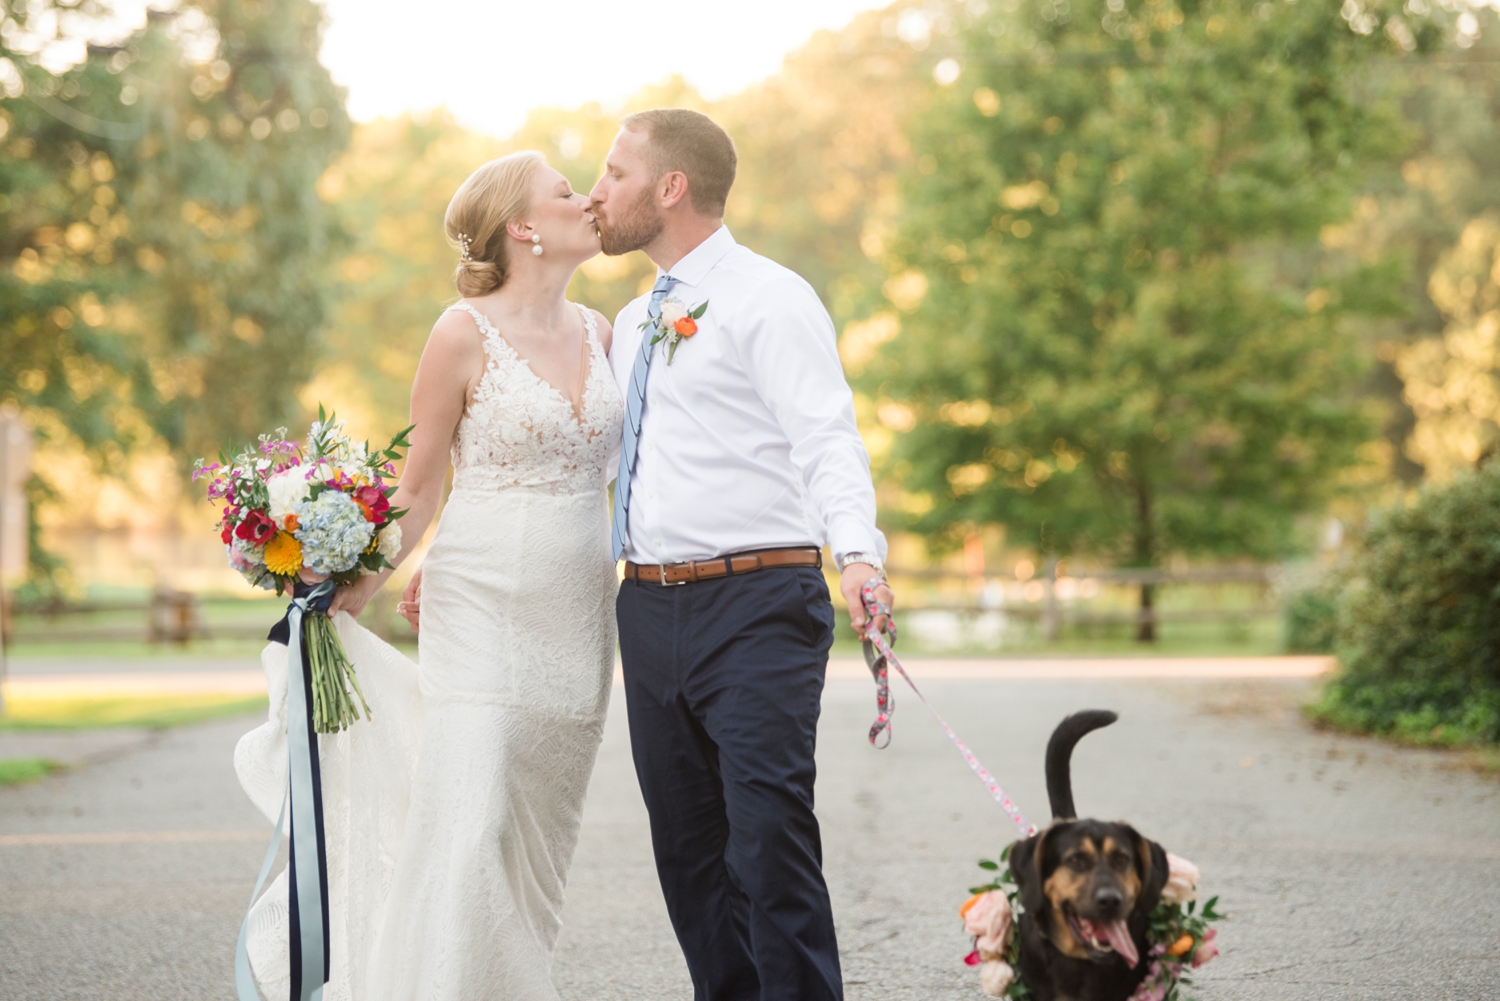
<box><xmin>1008</xmin><ymin>710</ymin><xmax>1169</xmax><ymax>1001</ymax></box>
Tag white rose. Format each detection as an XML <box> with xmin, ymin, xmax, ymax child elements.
<box><xmin>979</xmin><ymin>960</ymin><xmax>1015</xmax><ymax>997</ymax></box>
<box><xmin>1161</xmin><ymin>852</ymin><xmax>1199</xmax><ymax>905</ymax></box>
<box><xmin>376</xmin><ymin>522</ymin><xmax>403</xmax><ymax>561</ymax></box>
<box><xmin>266</xmin><ymin>467</ymin><xmax>311</xmax><ymax>523</ymax></box>
<box><xmin>659</xmin><ymin>300</ymin><xmax>688</xmax><ymax>325</ymax></box>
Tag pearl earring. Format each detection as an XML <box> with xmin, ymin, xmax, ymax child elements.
<box><xmin>531</xmin><ymin>233</ymin><xmax>543</xmax><ymax>256</ymax></box>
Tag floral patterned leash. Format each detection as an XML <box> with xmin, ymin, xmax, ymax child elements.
<box><xmin>861</xmin><ymin>577</ymin><xmax>1038</xmax><ymax>838</ymax></box>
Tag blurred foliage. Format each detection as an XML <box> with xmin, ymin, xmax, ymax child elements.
<box><xmin>852</xmin><ymin>0</ymin><xmax>1447</xmax><ymax>634</ymax></box>
<box><xmin>1</xmin><ymin>0</ymin><xmax>349</xmax><ymax>466</ymax></box>
<box><xmin>1397</xmin><ymin>212</ymin><xmax>1500</xmax><ymax>479</ymax></box>
<box><xmin>306</xmin><ymin>112</ymin><xmax>503</xmax><ymax>432</ymax></box>
<box><xmin>1283</xmin><ymin>581</ymin><xmax>1339</xmax><ymax>654</ymax></box>
<box><xmin>1313</xmin><ymin>462</ymin><xmax>1500</xmax><ymax>745</ymax></box>
<box><xmin>14</xmin><ymin>472</ymin><xmax>69</xmax><ymax>602</ymax></box>
<box><xmin>1337</xmin><ymin>17</ymin><xmax>1500</xmax><ymax>483</ymax></box>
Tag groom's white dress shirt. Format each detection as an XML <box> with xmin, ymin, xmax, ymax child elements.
<box><xmin>608</xmin><ymin>225</ymin><xmax>887</xmax><ymax>567</ymax></box>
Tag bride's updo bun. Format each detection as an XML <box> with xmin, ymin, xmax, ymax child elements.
<box><xmin>444</xmin><ymin>151</ymin><xmax>546</xmax><ymax>297</ymax></box>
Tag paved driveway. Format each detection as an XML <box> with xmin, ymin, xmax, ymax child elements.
<box><xmin>3</xmin><ymin>665</ymin><xmax>1497</xmax><ymax>1000</ymax></box>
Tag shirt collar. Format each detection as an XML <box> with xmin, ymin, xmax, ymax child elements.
<box><xmin>660</xmin><ymin>225</ymin><xmax>736</xmax><ymax>288</ymax></box>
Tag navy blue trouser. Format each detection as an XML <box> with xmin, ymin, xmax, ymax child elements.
<box><xmin>617</xmin><ymin>565</ymin><xmax>843</xmax><ymax>1001</ymax></box>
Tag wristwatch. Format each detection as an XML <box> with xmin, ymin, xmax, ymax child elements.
<box><xmin>837</xmin><ymin>551</ymin><xmax>885</xmax><ymax>575</ymax></box>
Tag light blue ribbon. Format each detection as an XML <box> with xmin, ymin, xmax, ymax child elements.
<box><xmin>236</xmin><ymin>579</ymin><xmax>334</xmax><ymax>1001</ymax></box>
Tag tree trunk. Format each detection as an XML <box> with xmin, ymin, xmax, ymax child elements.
<box><xmin>1138</xmin><ymin>581</ymin><xmax>1156</xmax><ymax>643</ymax></box>
<box><xmin>1042</xmin><ymin>554</ymin><xmax>1060</xmax><ymax>643</ymax></box>
<box><xmin>1134</xmin><ymin>480</ymin><xmax>1156</xmax><ymax>643</ymax></box>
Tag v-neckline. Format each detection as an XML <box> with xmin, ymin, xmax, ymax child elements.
<box><xmin>463</xmin><ymin>302</ymin><xmax>596</xmax><ymax>424</ymax></box>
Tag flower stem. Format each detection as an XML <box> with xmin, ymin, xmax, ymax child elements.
<box><xmin>302</xmin><ymin>612</ymin><xmax>367</xmax><ymax>733</ymax></box>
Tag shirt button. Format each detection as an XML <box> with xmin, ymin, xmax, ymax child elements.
<box><xmin>655</xmin><ymin>538</ymin><xmax>663</xmax><ymax>546</ymax></box>
<box><xmin>648</xmin><ymin>491</ymin><xmax>655</xmax><ymax>499</ymax></box>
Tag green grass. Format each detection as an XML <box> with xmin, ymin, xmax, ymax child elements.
<box><xmin>0</xmin><ymin>694</ymin><xmax>269</xmax><ymax>730</ymax></box>
<box><xmin>6</xmin><ymin>638</ymin><xmax>273</xmax><ymax>659</ymax></box>
<box><xmin>0</xmin><ymin>757</ymin><xmax>63</xmax><ymax>786</ymax></box>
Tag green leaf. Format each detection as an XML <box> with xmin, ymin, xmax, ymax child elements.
<box><xmin>977</xmin><ymin>859</ymin><xmax>1000</xmax><ymax>870</ymax></box>
<box><xmin>690</xmin><ymin>299</ymin><xmax>709</xmax><ymax>319</ymax></box>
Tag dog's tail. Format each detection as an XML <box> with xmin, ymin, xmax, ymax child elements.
<box><xmin>1045</xmin><ymin>710</ymin><xmax>1118</xmax><ymax>821</ymax></box>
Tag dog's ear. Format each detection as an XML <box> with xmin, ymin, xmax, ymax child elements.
<box><xmin>1129</xmin><ymin>828</ymin><xmax>1170</xmax><ymax>919</ymax></box>
<box><xmin>1008</xmin><ymin>827</ymin><xmax>1055</xmax><ymax>919</ymax></box>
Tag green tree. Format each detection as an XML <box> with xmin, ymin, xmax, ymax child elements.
<box><xmin>2</xmin><ymin>0</ymin><xmax>350</xmax><ymax>467</ymax></box>
<box><xmin>1340</xmin><ymin>6</ymin><xmax>1500</xmax><ymax>482</ymax></box>
<box><xmin>1</xmin><ymin>1</ymin><xmax>148</xmax><ymax>465</ymax></box>
<box><xmin>860</xmin><ymin>0</ymin><xmax>1428</xmax><ymax>638</ymax></box>
<box><xmin>1</xmin><ymin>1</ymin><xmax>349</xmax><ymax>587</ymax></box>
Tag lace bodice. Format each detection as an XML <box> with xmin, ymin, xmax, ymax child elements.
<box><xmin>448</xmin><ymin>301</ymin><xmax>622</xmax><ymax>495</ymax></box>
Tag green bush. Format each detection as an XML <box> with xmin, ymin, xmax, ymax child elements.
<box><xmin>1284</xmin><ymin>585</ymin><xmax>1340</xmax><ymax>654</ymax></box>
<box><xmin>1312</xmin><ymin>465</ymin><xmax>1500</xmax><ymax>745</ymax></box>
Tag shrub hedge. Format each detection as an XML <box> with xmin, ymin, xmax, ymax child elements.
<box><xmin>1312</xmin><ymin>464</ymin><xmax>1500</xmax><ymax>746</ymax></box>
<box><xmin>1284</xmin><ymin>585</ymin><xmax>1339</xmax><ymax>654</ymax></box>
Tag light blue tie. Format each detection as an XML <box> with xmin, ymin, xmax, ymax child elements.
<box><xmin>612</xmin><ymin>274</ymin><xmax>674</xmax><ymax>561</ymax></box>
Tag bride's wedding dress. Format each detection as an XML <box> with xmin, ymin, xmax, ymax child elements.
<box><xmin>235</xmin><ymin>302</ymin><xmax>623</xmax><ymax>1001</ymax></box>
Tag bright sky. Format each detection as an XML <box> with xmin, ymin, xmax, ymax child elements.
<box><xmin>318</xmin><ymin>0</ymin><xmax>890</xmax><ymax>136</ymax></box>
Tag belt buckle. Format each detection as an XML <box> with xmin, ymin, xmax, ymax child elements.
<box><xmin>659</xmin><ymin>563</ymin><xmax>687</xmax><ymax>586</ymax></box>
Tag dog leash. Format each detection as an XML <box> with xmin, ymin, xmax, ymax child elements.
<box><xmin>860</xmin><ymin>577</ymin><xmax>1038</xmax><ymax>838</ymax></box>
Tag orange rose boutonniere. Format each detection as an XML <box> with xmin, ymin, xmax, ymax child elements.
<box><xmin>642</xmin><ymin>297</ymin><xmax>709</xmax><ymax>364</ymax></box>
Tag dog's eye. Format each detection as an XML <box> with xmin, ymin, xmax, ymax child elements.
<box><xmin>1109</xmin><ymin>850</ymin><xmax>1132</xmax><ymax>870</ymax></box>
<box><xmin>1065</xmin><ymin>854</ymin><xmax>1092</xmax><ymax>871</ymax></box>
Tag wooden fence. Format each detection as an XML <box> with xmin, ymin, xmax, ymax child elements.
<box><xmin>885</xmin><ymin>563</ymin><xmax>1280</xmax><ymax>641</ymax></box>
<box><xmin>0</xmin><ymin>565</ymin><xmax>1283</xmax><ymax>648</ymax></box>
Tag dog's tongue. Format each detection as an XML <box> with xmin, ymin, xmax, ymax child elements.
<box><xmin>1101</xmin><ymin>920</ymin><xmax>1139</xmax><ymax>967</ymax></box>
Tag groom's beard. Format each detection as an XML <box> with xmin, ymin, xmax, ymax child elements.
<box><xmin>595</xmin><ymin>187</ymin><xmax>664</xmax><ymax>257</ymax></box>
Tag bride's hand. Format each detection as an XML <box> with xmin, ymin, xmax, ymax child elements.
<box><xmin>329</xmin><ymin>574</ymin><xmax>381</xmax><ymax>620</ymax></box>
<box><xmin>397</xmin><ymin>566</ymin><xmax>423</xmax><ymax>633</ymax></box>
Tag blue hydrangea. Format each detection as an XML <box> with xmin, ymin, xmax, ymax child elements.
<box><xmin>295</xmin><ymin>491</ymin><xmax>374</xmax><ymax>575</ymax></box>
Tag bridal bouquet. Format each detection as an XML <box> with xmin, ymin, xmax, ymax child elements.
<box><xmin>193</xmin><ymin>407</ymin><xmax>413</xmax><ymax>732</ymax></box>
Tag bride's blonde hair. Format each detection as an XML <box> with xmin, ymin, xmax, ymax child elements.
<box><xmin>444</xmin><ymin>151</ymin><xmax>546</xmax><ymax>297</ymax></box>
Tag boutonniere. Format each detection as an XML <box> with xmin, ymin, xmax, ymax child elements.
<box><xmin>641</xmin><ymin>297</ymin><xmax>709</xmax><ymax>364</ymax></box>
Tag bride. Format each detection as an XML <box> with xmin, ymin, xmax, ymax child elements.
<box><xmin>234</xmin><ymin>151</ymin><xmax>622</xmax><ymax>1001</ymax></box>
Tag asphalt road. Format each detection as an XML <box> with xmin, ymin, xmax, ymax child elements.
<box><xmin>3</xmin><ymin>670</ymin><xmax>1498</xmax><ymax>1000</ymax></box>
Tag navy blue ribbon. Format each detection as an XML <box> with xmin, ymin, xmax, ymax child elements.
<box><xmin>237</xmin><ymin>579</ymin><xmax>334</xmax><ymax>1001</ymax></box>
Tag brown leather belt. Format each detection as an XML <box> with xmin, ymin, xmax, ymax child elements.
<box><xmin>624</xmin><ymin>547</ymin><xmax>822</xmax><ymax>585</ymax></box>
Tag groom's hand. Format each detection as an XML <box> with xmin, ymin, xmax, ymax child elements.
<box><xmin>840</xmin><ymin>562</ymin><xmax>893</xmax><ymax>638</ymax></box>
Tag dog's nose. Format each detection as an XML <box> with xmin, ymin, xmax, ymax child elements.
<box><xmin>1095</xmin><ymin>887</ymin><xmax>1124</xmax><ymax>915</ymax></box>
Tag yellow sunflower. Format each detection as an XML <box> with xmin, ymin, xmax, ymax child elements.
<box><xmin>263</xmin><ymin>530</ymin><xmax>304</xmax><ymax>576</ymax></box>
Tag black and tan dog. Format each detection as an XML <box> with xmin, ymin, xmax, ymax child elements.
<box><xmin>1008</xmin><ymin>710</ymin><xmax>1168</xmax><ymax>1001</ymax></box>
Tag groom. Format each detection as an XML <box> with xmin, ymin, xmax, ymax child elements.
<box><xmin>590</xmin><ymin>108</ymin><xmax>894</xmax><ymax>1001</ymax></box>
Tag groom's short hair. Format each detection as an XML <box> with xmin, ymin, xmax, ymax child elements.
<box><xmin>621</xmin><ymin>109</ymin><xmax>737</xmax><ymax>217</ymax></box>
